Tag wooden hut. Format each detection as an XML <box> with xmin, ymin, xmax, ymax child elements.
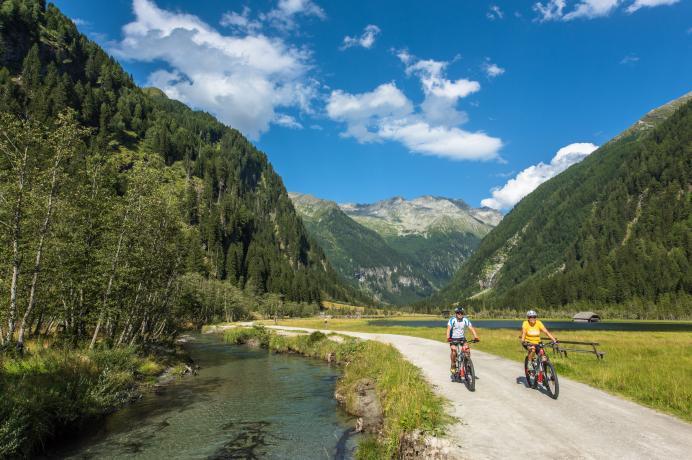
<box><xmin>573</xmin><ymin>311</ymin><xmax>601</xmax><ymax>322</ymax></box>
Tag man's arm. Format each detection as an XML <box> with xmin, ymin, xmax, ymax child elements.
<box><xmin>446</xmin><ymin>322</ymin><xmax>452</xmax><ymax>341</ymax></box>
<box><xmin>469</xmin><ymin>325</ymin><xmax>479</xmax><ymax>340</ymax></box>
<box><xmin>520</xmin><ymin>328</ymin><xmax>527</xmax><ymax>343</ymax></box>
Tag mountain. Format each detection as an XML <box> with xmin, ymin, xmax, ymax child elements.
<box><xmin>0</xmin><ymin>0</ymin><xmax>366</xmax><ymax>349</ymax></box>
<box><xmin>290</xmin><ymin>193</ymin><xmax>501</xmax><ymax>303</ymax></box>
<box><xmin>429</xmin><ymin>92</ymin><xmax>692</xmax><ymax>319</ymax></box>
<box><xmin>341</xmin><ymin>196</ymin><xmax>500</xmax><ymax>287</ymax></box>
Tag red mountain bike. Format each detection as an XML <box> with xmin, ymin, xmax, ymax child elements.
<box><xmin>524</xmin><ymin>342</ymin><xmax>559</xmax><ymax>399</ymax></box>
<box><xmin>451</xmin><ymin>338</ymin><xmax>479</xmax><ymax>391</ymax></box>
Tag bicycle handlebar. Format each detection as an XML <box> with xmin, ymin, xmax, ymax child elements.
<box><xmin>450</xmin><ymin>338</ymin><xmax>479</xmax><ymax>344</ymax></box>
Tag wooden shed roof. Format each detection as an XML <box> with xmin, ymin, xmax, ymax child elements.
<box><xmin>573</xmin><ymin>311</ymin><xmax>601</xmax><ymax>320</ymax></box>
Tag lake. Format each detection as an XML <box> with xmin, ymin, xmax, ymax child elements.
<box><xmin>368</xmin><ymin>319</ymin><xmax>692</xmax><ymax>332</ymax></box>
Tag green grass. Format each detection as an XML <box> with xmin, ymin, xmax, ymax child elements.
<box><xmin>269</xmin><ymin>317</ymin><xmax>692</xmax><ymax>423</ymax></box>
<box><xmin>0</xmin><ymin>345</ymin><xmax>176</xmax><ymax>458</ymax></box>
<box><xmin>222</xmin><ymin>326</ymin><xmax>452</xmax><ymax>459</ymax></box>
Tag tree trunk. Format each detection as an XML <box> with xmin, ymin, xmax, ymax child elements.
<box><xmin>17</xmin><ymin>157</ymin><xmax>60</xmax><ymax>351</ymax></box>
<box><xmin>89</xmin><ymin>211</ymin><xmax>128</xmax><ymax>350</ymax></box>
<box><xmin>5</xmin><ymin>146</ymin><xmax>28</xmax><ymax>344</ymax></box>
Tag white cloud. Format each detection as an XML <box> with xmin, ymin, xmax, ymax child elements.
<box><xmin>341</xmin><ymin>24</ymin><xmax>381</xmax><ymax>50</ymax></box>
<box><xmin>534</xmin><ymin>0</ymin><xmax>567</xmax><ymax>21</ymax></box>
<box><xmin>483</xmin><ymin>60</ymin><xmax>505</xmax><ymax>77</ymax></box>
<box><xmin>378</xmin><ymin>119</ymin><xmax>503</xmax><ymax>161</ymax></box>
<box><xmin>563</xmin><ymin>0</ymin><xmax>621</xmax><ymax>20</ymax></box>
<box><xmin>626</xmin><ymin>0</ymin><xmax>679</xmax><ymax>13</ymax></box>
<box><xmin>534</xmin><ymin>0</ymin><xmax>676</xmax><ymax>20</ymax></box>
<box><xmin>113</xmin><ymin>0</ymin><xmax>316</xmax><ymax>139</ymax></box>
<box><xmin>481</xmin><ymin>142</ymin><xmax>598</xmax><ymax>209</ymax></box>
<box><xmin>620</xmin><ymin>53</ymin><xmax>640</xmax><ymax>64</ymax></box>
<box><xmin>326</xmin><ymin>54</ymin><xmax>502</xmax><ymax>161</ymax></box>
<box><xmin>274</xmin><ymin>114</ymin><xmax>303</xmax><ymax>129</ymax></box>
<box><xmin>402</xmin><ymin>55</ymin><xmax>480</xmax><ymax>126</ymax></box>
<box><xmin>487</xmin><ymin>5</ymin><xmax>504</xmax><ymax>20</ymax></box>
<box><xmin>220</xmin><ymin>6</ymin><xmax>262</xmax><ymax>33</ymax></box>
<box><xmin>534</xmin><ymin>0</ymin><xmax>620</xmax><ymax>21</ymax></box>
<box><xmin>71</xmin><ymin>18</ymin><xmax>91</xmax><ymax>26</ymax></box>
<box><xmin>262</xmin><ymin>0</ymin><xmax>326</xmax><ymax>30</ymax></box>
<box><xmin>326</xmin><ymin>83</ymin><xmax>413</xmax><ymax>142</ymax></box>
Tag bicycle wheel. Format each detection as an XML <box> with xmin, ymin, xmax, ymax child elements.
<box><xmin>524</xmin><ymin>356</ymin><xmax>537</xmax><ymax>389</ymax></box>
<box><xmin>464</xmin><ymin>358</ymin><xmax>476</xmax><ymax>392</ymax></box>
<box><xmin>543</xmin><ymin>361</ymin><xmax>559</xmax><ymax>399</ymax></box>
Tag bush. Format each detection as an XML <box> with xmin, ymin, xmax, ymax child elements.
<box><xmin>307</xmin><ymin>331</ymin><xmax>327</xmax><ymax>345</ymax></box>
<box><xmin>0</xmin><ymin>347</ymin><xmax>161</xmax><ymax>457</ymax></box>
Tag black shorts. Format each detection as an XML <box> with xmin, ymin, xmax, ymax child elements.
<box><xmin>523</xmin><ymin>342</ymin><xmax>542</xmax><ymax>351</ymax></box>
<box><xmin>450</xmin><ymin>339</ymin><xmax>467</xmax><ymax>348</ymax></box>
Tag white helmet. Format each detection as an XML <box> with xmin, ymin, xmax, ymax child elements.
<box><xmin>527</xmin><ymin>310</ymin><xmax>537</xmax><ymax>318</ymax></box>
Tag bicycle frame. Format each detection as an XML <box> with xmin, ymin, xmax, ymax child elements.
<box><xmin>454</xmin><ymin>342</ymin><xmax>470</xmax><ymax>376</ymax></box>
<box><xmin>451</xmin><ymin>338</ymin><xmax>478</xmax><ymax>380</ymax></box>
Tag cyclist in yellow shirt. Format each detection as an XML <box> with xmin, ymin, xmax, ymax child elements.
<box><xmin>520</xmin><ymin>310</ymin><xmax>557</xmax><ymax>365</ymax></box>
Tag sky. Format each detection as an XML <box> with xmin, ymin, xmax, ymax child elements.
<box><xmin>54</xmin><ymin>0</ymin><xmax>692</xmax><ymax>209</ymax></box>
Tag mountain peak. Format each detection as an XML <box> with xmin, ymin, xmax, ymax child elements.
<box><xmin>335</xmin><ymin>195</ymin><xmax>502</xmax><ymax>237</ymax></box>
<box><xmin>614</xmin><ymin>91</ymin><xmax>692</xmax><ymax>142</ymax></box>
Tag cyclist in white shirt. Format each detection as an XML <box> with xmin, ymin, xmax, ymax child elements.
<box><xmin>446</xmin><ymin>306</ymin><xmax>480</xmax><ymax>375</ymax></box>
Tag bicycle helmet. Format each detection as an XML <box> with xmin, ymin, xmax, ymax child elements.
<box><xmin>454</xmin><ymin>306</ymin><xmax>465</xmax><ymax>314</ymax></box>
<box><xmin>526</xmin><ymin>310</ymin><xmax>537</xmax><ymax>318</ymax></box>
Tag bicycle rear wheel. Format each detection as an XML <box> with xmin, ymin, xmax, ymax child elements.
<box><xmin>543</xmin><ymin>361</ymin><xmax>559</xmax><ymax>399</ymax></box>
<box><xmin>524</xmin><ymin>356</ymin><xmax>537</xmax><ymax>389</ymax></box>
<box><xmin>464</xmin><ymin>358</ymin><xmax>476</xmax><ymax>391</ymax></box>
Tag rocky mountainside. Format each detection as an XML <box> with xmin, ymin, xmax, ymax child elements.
<box><xmin>290</xmin><ymin>193</ymin><xmax>501</xmax><ymax>304</ymax></box>
<box><xmin>427</xmin><ymin>92</ymin><xmax>692</xmax><ymax>318</ymax></box>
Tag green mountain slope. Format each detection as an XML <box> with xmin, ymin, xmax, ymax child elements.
<box><xmin>290</xmin><ymin>193</ymin><xmax>434</xmax><ymax>303</ymax></box>
<box><xmin>0</xmin><ymin>0</ymin><xmax>366</xmax><ymax>349</ymax></box>
<box><xmin>430</xmin><ymin>93</ymin><xmax>692</xmax><ymax>319</ymax></box>
<box><xmin>291</xmin><ymin>193</ymin><xmax>501</xmax><ymax>304</ymax></box>
<box><xmin>342</xmin><ymin>196</ymin><xmax>500</xmax><ymax>289</ymax></box>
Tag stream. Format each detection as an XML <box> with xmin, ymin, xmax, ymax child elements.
<box><xmin>50</xmin><ymin>333</ymin><xmax>358</xmax><ymax>459</ymax></box>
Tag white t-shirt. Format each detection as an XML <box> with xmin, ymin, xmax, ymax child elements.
<box><xmin>448</xmin><ymin>316</ymin><xmax>472</xmax><ymax>339</ymax></box>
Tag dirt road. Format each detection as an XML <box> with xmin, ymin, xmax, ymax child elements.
<box><xmin>270</xmin><ymin>326</ymin><xmax>692</xmax><ymax>460</ymax></box>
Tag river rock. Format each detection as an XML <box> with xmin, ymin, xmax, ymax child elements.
<box><xmin>338</xmin><ymin>378</ymin><xmax>383</xmax><ymax>434</ymax></box>
<box><xmin>397</xmin><ymin>430</ymin><xmax>462</xmax><ymax>459</ymax></box>
<box><xmin>245</xmin><ymin>338</ymin><xmax>262</xmax><ymax>348</ymax></box>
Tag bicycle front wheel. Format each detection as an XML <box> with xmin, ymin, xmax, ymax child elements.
<box><xmin>543</xmin><ymin>361</ymin><xmax>559</xmax><ymax>399</ymax></box>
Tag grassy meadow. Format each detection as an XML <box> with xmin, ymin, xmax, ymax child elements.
<box><xmin>265</xmin><ymin>316</ymin><xmax>692</xmax><ymax>422</ymax></box>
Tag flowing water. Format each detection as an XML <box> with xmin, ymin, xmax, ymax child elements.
<box><xmin>51</xmin><ymin>333</ymin><xmax>358</xmax><ymax>459</ymax></box>
<box><xmin>368</xmin><ymin>319</ymin><xmax>692</xmax><ymax>331</ymax></box>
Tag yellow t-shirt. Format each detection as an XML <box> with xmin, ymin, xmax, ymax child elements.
<box><xmin>522</xmin><ymin>320</ymin><xmax>545</xmax><ymax>344</ymax></box>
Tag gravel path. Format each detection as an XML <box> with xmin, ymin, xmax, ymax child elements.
<box><xmin>268</xmin><ymin>326</ymin><xmax>692</xmax><ymax>460</ymax></box>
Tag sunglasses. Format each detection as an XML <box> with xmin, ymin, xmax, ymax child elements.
<box><xmin>528</xmin><ymin>316</ymin><xmax>537</xmax><ymax>319</ymax></box>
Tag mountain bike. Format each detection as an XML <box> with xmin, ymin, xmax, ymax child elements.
<box><xmin>451</xmin><ymin>338</ymin><xmax>479</xmax><ymax>391</ymax></box>
<box><xmin>523</xmin><ymin>342</ymin><xmax>559</xmax><ymax>399</ymax></box>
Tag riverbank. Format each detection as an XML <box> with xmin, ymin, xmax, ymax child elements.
<box><xmin>221</xmin><ymin>326</ymin><xmax>454</xmax><ymax>459</ymax></box>
<box><xmin>267</xmin><ymin>318</ymin><xmax>692</xmax><ymax>422</ymax></box>
<box><xmin>0</xmin><ymin>342</ymin><xmax>185</xmax><ymax>458</ymax></box>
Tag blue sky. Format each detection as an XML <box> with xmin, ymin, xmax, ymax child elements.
<box><xmin>55</xmin><ymin>0</ymin><xmax>691</xmax><ymax>209</ymax></box>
